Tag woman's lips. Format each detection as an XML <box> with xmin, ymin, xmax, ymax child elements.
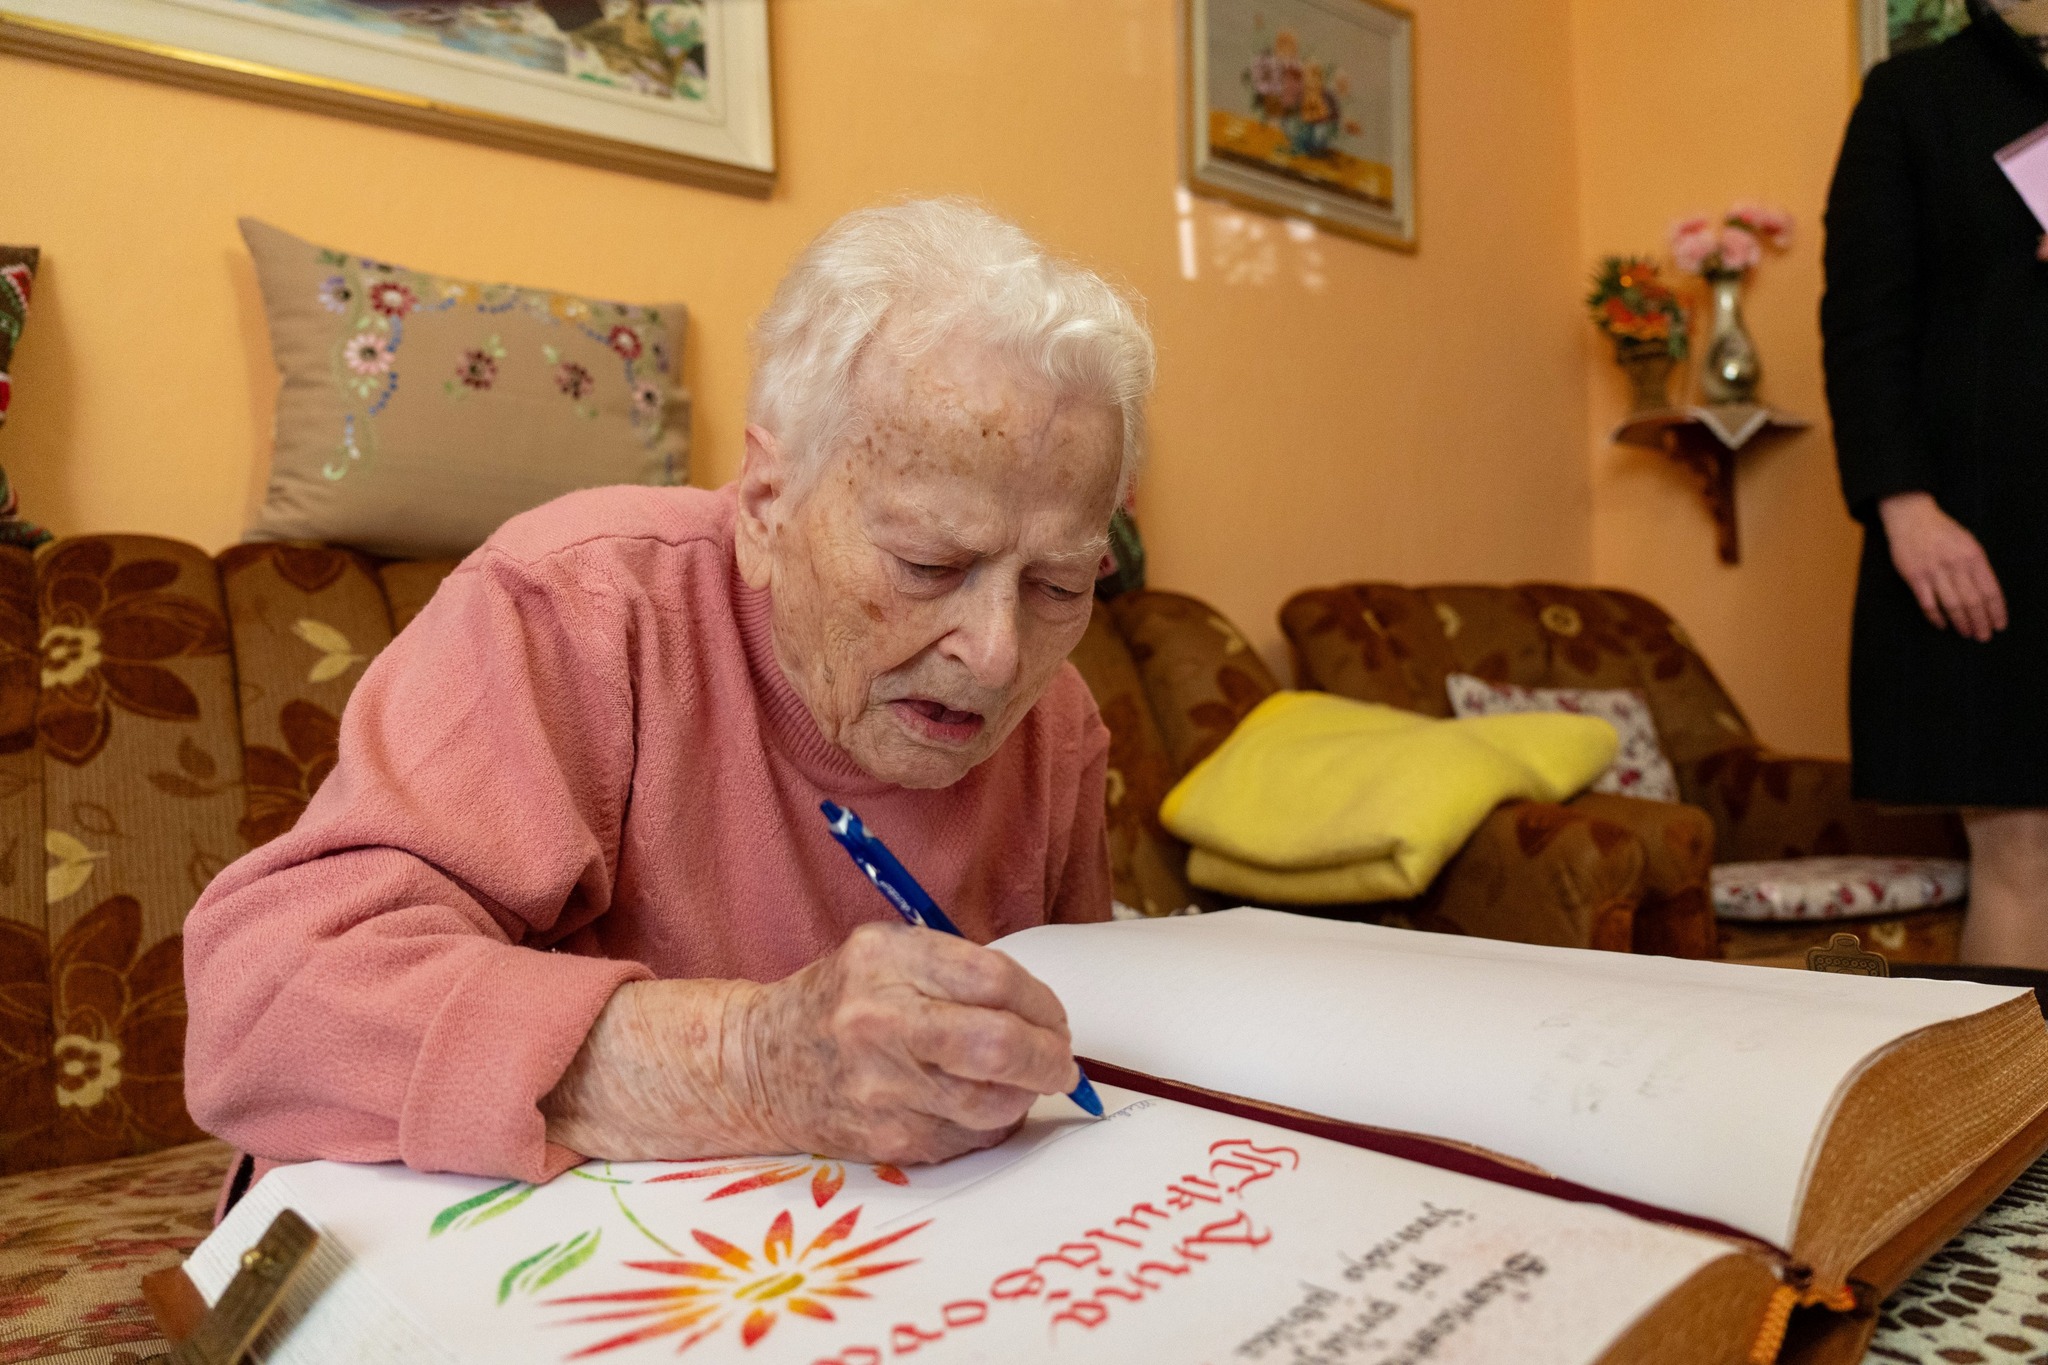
<box><xmin>891</xmin><ymin>697</ymin><xmax>986</xmax><ymax>745</ymax></box>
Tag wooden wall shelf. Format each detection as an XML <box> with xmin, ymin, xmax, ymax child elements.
<box><xmin>1610</xmin><ymin>405</ymin><xmax>1810</xmax><ymax>564</ymax></box>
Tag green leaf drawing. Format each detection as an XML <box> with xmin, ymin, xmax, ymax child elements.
<box><xmin>497</xmin><ymin>1229</ymin><xmax>600</xmax><ymax>1304</ymax></box>
<box><xmin>429</xmin><ymin>1180</ymin><xmax>533</xmax><ymax>1237</ymax></box>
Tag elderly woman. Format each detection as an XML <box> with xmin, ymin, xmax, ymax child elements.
<box><xmin>182</xmin><ymin>199</ymin><xmax>1152</xmax><ymax>1186</ymax></box>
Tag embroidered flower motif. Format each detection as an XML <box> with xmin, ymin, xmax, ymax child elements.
<box><xmin>317</xmin><ymin>276</ymin><xmax>352</xmax><ymax>313</ymax></box>
<box><xmin>457</xmin><ymin>349</ymin><xmax>499</xmax><ymax>390</ymax></box>
<box><xmin>52</xmin><ymin>1034</ymin><xmax>121</xmax><ymax>1110</ymax></box>
<box><xmin>344</xmin><ymin>330</ymin><xmax>394</xmax><ymax>377</ymax></box>
<box><xmin>39</xmin><ymin>625</ymin><xmax>102</xmax><ymax>689</ymax></box>
<box><xmin>35</xmin><ymin>540</ymin><xmax>230</xmax><ymax>768</ymax></box>
<box><xmin>555</xmin><ymin>361</ymin><xmax>594</xmax><ymax>400</ymax></box>
<box><xmin>367</xmin><ymin>281</ymin><xmax>418</xmax><ymax>317</ymax></box>
<box><xmin>632</xmin><ymin>381</ymin><xmax>663</xmax><ymax>418</ymax></box>
<box><xmin>1539</xmin><ymin>603</ymin><xmax>1583</xmax><ymax>638</ymax></box>
<box><xmin>608</xmin><ymin>325</ymin><xmax>644</xmax><ymax>360</ymax></box>
<box><xmin>240</xmin><ymin>700</ymin><xmax>340</xmax><ymax>848</ymax></box>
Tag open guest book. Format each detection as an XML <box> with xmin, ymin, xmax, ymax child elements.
<box><xmin>178</xmin><ymin>910</ymin><xmax>2048</xmax><ymax>1365</ymax></box>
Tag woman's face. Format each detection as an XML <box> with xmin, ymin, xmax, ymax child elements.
<box><xmin>737</xmin><ymin>339</ymin><xmax>1122</xmax><ymax>789</ymax></box>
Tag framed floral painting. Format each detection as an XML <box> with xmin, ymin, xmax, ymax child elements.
<box><xmin>1184</xmin><ymin>0</ymin><xmax>1416</xmax><ymax>251</ymax></box>
<box><xmin>0</xmin><ymin>0</ymin><xmax>773</xmax><ymax>196</ymax></box>
<box><xmin>1858</xmin><ymin>0</ymin><xmax>1969</xmax><ymax>71</ymax></box>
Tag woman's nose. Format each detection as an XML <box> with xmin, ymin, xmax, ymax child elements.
<box><xmin>940</xmin><ymin>578</ymin><xmax>1022</xmax><ymax>692</ymax></box>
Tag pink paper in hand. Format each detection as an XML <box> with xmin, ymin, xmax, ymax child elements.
<box><xmin>1996</xmin><ymin>120</ymin><xmax>2048</xmax><ymax>231</ymax></box>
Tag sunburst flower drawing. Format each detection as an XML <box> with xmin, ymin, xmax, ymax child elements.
<box><xmin>646</xmin><ymin>1156</ymin><xmax>909</xmax><ymax>1207</ymax></box>
<box><xmin>547</xmin><ymin>1206</ymin><xmax>928</xmax><ymax>1357</ymax></box>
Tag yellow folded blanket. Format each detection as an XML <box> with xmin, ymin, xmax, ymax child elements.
<box><xmin>1159</xmin><ymin>691</ymin><xmax>1619</xmax><ymax>903</ymax></box>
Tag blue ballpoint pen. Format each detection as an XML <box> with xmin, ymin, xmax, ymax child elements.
<box><xmin>820</xmin><ymin>800</ymin><xmax>1104</xmax><ymax>1118</ymax></box>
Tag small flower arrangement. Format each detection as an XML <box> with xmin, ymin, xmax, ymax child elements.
<box><xmin>1586</xmin><ymin>256</ymin><xmax>1687</xmax><ymax>360</ymax></box>
<box><xmin>1243</xmin><ymin>28</ymin><xmax>1360</xmax><ymax>157</ymax></box>
<box><xmin>1670</xmin><ymin>203</ymin><xmax>1794</xmax><ymax>279</ymax></box>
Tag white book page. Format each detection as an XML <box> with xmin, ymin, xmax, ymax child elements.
<box><xmin>996</xmin><ymin>909</ymin><xmax>2028</xmax><ymax>1248</ymax></box>
<box><xmin>186</xmin><ymin>1087</ymin><xmax>1737</xmax><ymax>1365</ymax></box>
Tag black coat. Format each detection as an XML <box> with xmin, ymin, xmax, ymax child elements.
<box><xmin>1822</xmin><ymin>4</ymin><xmax>2048</xmax><ymax>806</ymax></box>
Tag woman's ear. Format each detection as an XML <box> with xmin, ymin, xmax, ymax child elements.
<box><xmin>734</xmin><ymin>423</ymin><xmax>787</xmax><ymax>590</ymax></box>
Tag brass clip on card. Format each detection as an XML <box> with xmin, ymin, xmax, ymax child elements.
<box><xmin>1806</xmin><ymin>931</ymin><xmax>1891</xmax><ymax>978</ymax></box>
<box><xmin>142</xmin><ymin>1209</ymin><xmax>318</xmax><ymax>1365</ymax></box>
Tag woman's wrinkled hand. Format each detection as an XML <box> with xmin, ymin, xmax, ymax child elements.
<box><xmin>741</xmin><ymin>922</ymin><xmax>1081</xmax><ymax>1164</ymax></box>
<box><xmin>541</xmin><ymin>922</ymin><xmax>1080</xmax><ymax>1167</ymax></box>
<box><xmin>1879</xmin><ymin>491</ymin><xmax>2008</xmax><ymax>643</ymax></box>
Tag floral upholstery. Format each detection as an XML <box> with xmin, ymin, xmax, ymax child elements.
<box><xmin>1711</xmin><ymin>856</ymin><xmax>1968</xmax><ymax>922</ymax></box>
<box><xmin>1281</xmin><ymin>582</ymin><xmax>1967</xmax><ymax>867</ymax></box>
<box><xmin>1065</xmin><ymin>605</ymin><xmax>1195</xmax><ymax>918</ymax></box>
<box><xmin>377</xmin><ymin>559</ymin><xmax>460</xmax><ymax>633</ymax></box>
<box><xmin>0</xmin><ymin>539</ymin><xmax>245</xmax><ymax>1178</ymax></box>
<box><xmin>1446</xmin><ymin>674</ymin><xmax>1680</xmax><ymax>803</ymax></box>
<box><xmin>217</xmin><ymin>544</ymin><xmax>392</xmax><ymax>849</ymax></box>
<box><xmin>0</xmin><ymin>534</ymin><xmax>476</xmax><ymax>1185</ymax></box>
<box><xmin>1107</xmin><ymin>591</ymin><xmax>1282</xmax><ymax>774</ymax></box>
<box><xmin>0</xmin><ymin>1137</ymin><xmax>232</xmax><ymax>1365</ymax></box>
<box><xmin>1686</xmin><ymin>748</ymin><xmax>1964</xmax><ymax>863</ymax></box>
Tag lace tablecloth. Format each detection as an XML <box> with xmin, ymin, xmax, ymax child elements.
<box><xmin>1865</xmin><ymin>1152</ymin><xmax>2048</xmax><ymax>1362</ymax></box>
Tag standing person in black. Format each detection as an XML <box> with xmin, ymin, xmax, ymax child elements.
<box><xmin>1822</xmin><ymin>0</ymin><xmax>2048</xmax><ymax>967</ymax></box>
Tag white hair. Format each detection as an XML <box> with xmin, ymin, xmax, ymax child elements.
<box><xmin>748</xmin><ymin>198</ymin><xmax>1155</xmax><ymax>500</ymax></box>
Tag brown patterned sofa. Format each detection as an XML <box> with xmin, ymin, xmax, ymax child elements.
<box><xmin>1278</xmin><ymin>582</ymin><xmax>1968</xmax><ymax>963</ymax></box>
<box><xmin>1068</xmin><ymin>589</ymin><xmax>1723</xmax><ymax>959</ymax></box>
<box><xmin>0</xmin><ymin>534</ymin><xmax>460</xmax><ymax>1363</ymax></box>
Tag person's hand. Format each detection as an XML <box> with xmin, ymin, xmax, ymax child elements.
<box><xmin>542</xmin><ymin>922</ymin><xmax>1080</xmax><ymax>1166</ymax></box>
<box><xmin>1878</xmin><ymin>491</ymin><xmax>2008</xmax><ymax>642</ymax></box>
<box><xmin>740</xmin><ymin>922</ymin><xmax>1081</xmax><ymax>1164</ymax></box>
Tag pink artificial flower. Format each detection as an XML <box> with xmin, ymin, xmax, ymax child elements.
<box><xmin>1728</xmin><ymin>201</ymin><xmax>1795</xmax><ymax>250</ymax></box>
<box><xmin>1671</xmin><ymin>219</ymin><xmax>1719</xmax><ymax>275</ymax></box>
<box><xmin>1717</xmin><ymin>224</ymin><xmax>1763</xmax><ymax>273</ymax></box>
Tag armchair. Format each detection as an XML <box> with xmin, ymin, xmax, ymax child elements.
<box><xmin>1277</xmin><ymin>582</ymin><xmax>1966</xmax><ymax>963</ymax></box>
<box><xmin>1069</xmin><ymin>590</ymin><xmax>1716</xmax><ymax>956</ymax></box>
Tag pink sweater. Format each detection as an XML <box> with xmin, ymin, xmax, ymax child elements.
<box><xmin>182</xmin><ymin>486</ymin><xmax>1112</xmax><ymax>1184</ymax></box>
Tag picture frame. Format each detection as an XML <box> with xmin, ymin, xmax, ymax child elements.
<box><xmin>0</xmin><ymin>0</ymin><xmax>774</xmax><ymax>198</ymax></box>
<box><xmin>1183</xmin><ymin>0</ymin><xmax>1416</xmax><ymax>253</ymax></box>
<box><xmin>1857</xmin><ymin>0</ymin><xmax>1969</xmax><ymax>72</ymax></box>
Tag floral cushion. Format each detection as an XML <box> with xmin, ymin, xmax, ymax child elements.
<box><xmin>1446</xmin><ymin>673</ymin><xmax>1680</xmax><ymax>802</ymax></box>
<box><xmin>0</xmin><ymin>1138</ymin><xmax>232</xmax><ymax>1364</ymax></box>
<box><xmin>0</xmin><ymin>247</ymin><xmax>32</xmax><ymax>433</ymax></box>
<box><xmin>1710</xmin><ymin>856</ymin><xmax>1968</xmax><ymax>922</ymax></box>
<box><xmin>239</xmin><ymin>219</ymin><xmax>689</xmax><ymax>559</ymax></box>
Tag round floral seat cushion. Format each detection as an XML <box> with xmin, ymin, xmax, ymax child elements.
<box><xmin>1710</xmin><ymin>856</ymin><xmax>1968</xmax><ymax>922</ymax></box>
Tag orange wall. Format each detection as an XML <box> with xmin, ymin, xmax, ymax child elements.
<box><xmin>1572</xmin><ymin>0</ymin><xmax>1862</xmax><ymax>758</ymax></box>
<box><xmin>0</xmin><ymin>0</ymin><xmax>1593</xmax><ymax>678</ymax></box>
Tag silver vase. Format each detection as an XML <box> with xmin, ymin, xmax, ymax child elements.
<box><xmin>1699</xmin><ymin>271</ymin><xmax>1760</xmax><ymax>404</ymax></box>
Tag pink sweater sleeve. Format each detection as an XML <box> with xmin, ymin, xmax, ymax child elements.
<box><xmin>183</xmin><ymin>546</ymin><xmax>654</xmax><ymax>1182</ymax></box>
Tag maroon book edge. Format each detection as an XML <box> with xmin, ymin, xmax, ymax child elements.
<box><xmin>1080</xmin><ymin>1057</ymin><xmax>1790</xmax><ymax>1264</ymax></box>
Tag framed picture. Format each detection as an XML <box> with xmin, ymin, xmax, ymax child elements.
<box><xmin>1184</xmin><ymin>0</ymin><xmax>1415</xmax><ymax>252</ymax></box>
<box><xmin>1858</xmin><ymin>0</ymin><xmax>1969</xmax><ymax>71</ymax></box>
<box><xmin>0</xmin><ymin>0</ymin><xmax>774</xmax><ymax>197</ymax></box>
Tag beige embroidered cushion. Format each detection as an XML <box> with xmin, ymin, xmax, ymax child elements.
<box><xmin>240</xmin><ymin>219</ymin><xmax>689</xmax><ymax>559</ymax></box>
